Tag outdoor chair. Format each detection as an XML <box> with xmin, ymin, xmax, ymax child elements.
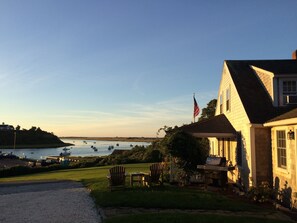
<box><xmin>107</xmin><ymin>165</ymin><xmax>127</xmax><ymax>191</ymax></box>
<box><xmin>143</xmin><ymin>163</ymin><xmax>163</xmax><ymax>187</ymax></box>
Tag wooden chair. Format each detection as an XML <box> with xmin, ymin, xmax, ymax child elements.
<box><xmin>143</xmin><ymin>163</ymin><xmax>163</xmax><ymax>186</ymax></box>
<box><xmin>107</xmin><ymin>165</ymin><xmax>126</xmax><ymax>191</ymax></box>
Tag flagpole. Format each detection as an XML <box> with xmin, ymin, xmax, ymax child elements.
<box><xmin>193</xmin><ymin>93</ymin><xmax>195</xmax><ymax>123</ymax></box>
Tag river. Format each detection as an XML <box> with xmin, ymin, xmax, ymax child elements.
<box><xmin>0</xmin><ymin>138</ymin><xmax>151</xmax><ymax>160</ymax></box>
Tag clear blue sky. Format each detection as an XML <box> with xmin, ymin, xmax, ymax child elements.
<box><xmin>0</xmin><ymin>0</ymin><xmax>296</xmax><ymax>137</ymax></box>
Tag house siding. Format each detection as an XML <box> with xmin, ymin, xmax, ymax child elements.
<box><xmin>211</xmin><ymin>62</ymin><xmax>254</xmax><ymax>188</ymax></box>
<box><xmin>209</xmin><ymin>62</ymin><xmax>276</xmax><ymax>189</ymax></box>
<box><xmin>254</xmin><ymin>127</ymin><xmax>272</xmax><ymax>186</ymax></box>
<box><xmin>271</xmin><ymin>125</ymin><xmax>297</xmax><ymax>208</ymax></box>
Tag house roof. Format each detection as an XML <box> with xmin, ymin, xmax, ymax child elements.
<box><xmin>180</xmin><ymin>114</ymin><xmax>237</xmax><ymax>138</ymax></box>
<box><xmin>267</xmin><ymin>108</ymin><xmax>297</xmax><ymax>122</ymax></box>
<box><xmin>264</xmin><ymin>108</ymin><xmax>297</xmax><ymax>126</ymax></box>
<box><xmin>226</xmin><ymin>60</ymin><xmax>297</xmax><ymax>123</ymax></box>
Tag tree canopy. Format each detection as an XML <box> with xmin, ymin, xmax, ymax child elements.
<box><xmin>198</xmin><ymin>99</ymin><xmax>217</xmax><ymax>121</ymax></box>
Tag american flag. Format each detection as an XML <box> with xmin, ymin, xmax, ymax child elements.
<box><xmin>193</xmin><ymin>96</ymin><xmax>200</xmax><ymax>118</ymax></box>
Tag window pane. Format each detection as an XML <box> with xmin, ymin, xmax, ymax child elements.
<box><xmin>276</xmin><ymin>130</ymin><xmax>286</xmax><ymax>168</ymax></box>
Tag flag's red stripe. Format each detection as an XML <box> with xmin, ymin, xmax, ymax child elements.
<box><xmin>193</xmin><ymin>97</ymin><xmax>200</xmax><ymax>117</ymax></box>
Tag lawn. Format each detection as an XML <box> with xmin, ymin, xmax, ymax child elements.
<box><xmin>0</xmin><ymin>163</ymin><xmax>290</xmax><ymax>223</ymax></box>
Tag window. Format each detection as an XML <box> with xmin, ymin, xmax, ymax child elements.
<box><xmin>282</xmin><ymin>80</ymin><xmax>297</xmax><ymax>105</ymax></box>
<box><xmin>283</xmin><ymin>80</ymin><xmax>296</xmax><ymax>94</ymax></box>
<box><xmin>219</xmin><ymin>94</ymin><xmax>223</xmax><ymax>114</ymax></box>
<box><xmin>226</xmin><ymin>88</ymin><xmax>230</xmax><ymax>111</ymax></box>
<box><xmin>276</xmin><ymin>130</ymin><xmax>287</xmax><ymax>168</ymax></box>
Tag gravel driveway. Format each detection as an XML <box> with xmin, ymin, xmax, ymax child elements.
<box><xmin>0</xmin><ymin>181</ymin><xmax>101</xmax><ymax>223</ymax></box>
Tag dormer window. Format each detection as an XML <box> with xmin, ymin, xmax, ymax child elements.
<box><xmin>281</xmin><ymin>80</ymin><xmax>297</xmax><ymax>105</ymax></box>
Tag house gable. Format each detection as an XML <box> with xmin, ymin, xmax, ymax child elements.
<box><xmin>226</xmin><ymin>60</ymin><xmax>297</xmax><ymax>124</ymax></box>
<box><xmin>215</xmin><ymin>62</ymin><xmax>250</xmax><ymax>128</ymax></box>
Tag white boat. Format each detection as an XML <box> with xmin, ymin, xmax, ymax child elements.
<box><xmin>60</xmin><ymin>151</ymin><xmax>71</xmax><ymax>156</ymax></box>
<box><xmin>60</xmin><ymin>148</ymin><xmax>71</xmax><ymax>156</ymax></box>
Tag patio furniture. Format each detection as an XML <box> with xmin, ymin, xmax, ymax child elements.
<box><xmin>130</xmin><ymin>172</ymin><xmax>148</xmax><ymax>186</ymax></box>
<box><xmin>143</xmin><ymin>163</ymin><xmax>163</xmax><ymax>186</ymax></box>
<box><xmin>107</xmin><ymin>165</ymin><xmax>127</xmax><ymax>191</ymax></box>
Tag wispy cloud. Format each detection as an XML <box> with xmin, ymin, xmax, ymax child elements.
<box><xmin>9</xmin><ymin>90</ymin><xmax>217</xmax><ymax>137</ymax></box>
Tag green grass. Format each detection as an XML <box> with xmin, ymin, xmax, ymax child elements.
<box><xmin>0</xmin><ymin>163</ymin><xmax>150</xmax><ymax>183</ymax></box>
<box><xmin>105</xmin><ymin>213</ymin><xmax>289</xmax><ymax>223</ymax></box>
<box><xmin>0</xmin><ymin>163</ymin><xmax>287</xmax><ymax>223</ymax></box>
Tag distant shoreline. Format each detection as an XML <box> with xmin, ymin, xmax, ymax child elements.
<box><xmin>60</xmin><ymin>136</ymin><xmax>159</xmax><ymax>143</ymax></box>
<box><xmin>0</xmin><ymin>143</ymin><xmax>73</xmax><ymax>149</ymax></box>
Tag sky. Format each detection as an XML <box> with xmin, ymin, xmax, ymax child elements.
<box><xmin>0</xmin><ymin>0</ymin><xmax>296</xmax><ymax>137</ymax></box>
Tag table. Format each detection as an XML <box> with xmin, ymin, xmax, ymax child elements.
<box><xmin>130</xmin><ymin>172</ymin><xmax>148</xmax><ymax>186</ymax></box>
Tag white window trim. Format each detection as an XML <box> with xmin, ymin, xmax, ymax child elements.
<box><xmin>279</xmin><ymin>78</ymin><xmax>297</xmax><ymax>106</ymax></box>
<box><xmin>274</xmin><ymin>128</ymin><xmax>291</xmax><ymax>175</ymax></box>
<box><xmin>226</xmin><ymin>86</ymin><xmax>231</xmax><ymax>112</ymax></box>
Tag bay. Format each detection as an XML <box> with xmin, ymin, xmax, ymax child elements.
<box><xmin>0</xmin><ymin>138</ymin><xmax>151</xmax><ymax>160</ymax></box>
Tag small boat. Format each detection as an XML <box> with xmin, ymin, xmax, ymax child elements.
<box><xmin>116</xmin><ymin>143</ymin><xmax>119</xmax><ymax>146</ymax></box>
<box><xmin>60</xmin><ymin>148</ymin><xmax>71</xmax><ymax>156</ymax></box>
<box><xmin>60</xmin><ymin>151</ymin><xmax>71</xmax><ymax>156</ymax></box>
<box><xmin>108</xmin><ymin>145</ymin><xmax>114</xmax><ymax>150</ymax></box>
<box><xmin>93</xmin><ymin>147</ymin><xmax>98</xmax><ymax>152</ymax></box>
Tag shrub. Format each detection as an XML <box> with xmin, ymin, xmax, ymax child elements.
<box><xmin>0</xmin><ymin>164</ymin><xmax>68</xmax><ymax>178</ymax></box>
<box><xmin>165</xmin><ymin>130</ymin><xmax>208</xmax><ymax>173</ymax></box>
<box><xmin>247</xmin><ymin>181</ymin><xmax>276</xmax><ymax>203</ymax></box>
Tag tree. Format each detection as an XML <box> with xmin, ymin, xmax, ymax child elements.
<box><xmin>157</xmin><ymin>127</ymin><xmax>209</xmax><ymax>175</ymax></box>
<box><xmin>162</xmin><ymin>129</ymin><xmax>208</xmax><ymax>173</ymax></box>
<box><xmin>198</xmin><ymin>99</ymin><xmax>217</xmax><ymax>121</ymax></box>
<box><xmin>29</xmin><ymin>126</ymin><xmax>37</xmax><ymax>132</ymax></box>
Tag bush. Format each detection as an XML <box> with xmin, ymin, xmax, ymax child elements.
<box><xmin>247</xmin><ymin>181</ymin><xmax>276</xmax><ymax>203</ymax></box>
<box><xmin>165</xmin><ymin>130</ymin><xmax>208</xmax><ymax>173</ymax></box>
<box><xmin>143</xmin><ymin>149</ymin><xmax>163</xmax><ymax>162</ymax></box>
<box><xmin>98</xmin><ymin>144</ymin><xmax>163</xmax><ymax>165</ymax></box>
<box><xmin>0</xmin><ymin>164</ymin><xmax>68</xmax><ymax>178</ymax></box>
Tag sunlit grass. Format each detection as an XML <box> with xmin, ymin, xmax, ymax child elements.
<box><xmin>0</xmin><ymin>163</ymin><xmax>150</xmax><ymax>183</ymax></box>
<box><xmin>0</xmin><ymin>163</ymin><xmax>286</xmax><ymax>223</ymax></box>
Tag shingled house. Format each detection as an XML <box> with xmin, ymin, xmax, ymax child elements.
<box><xmin>182</xmin><ymin>53</ymin><xmax>297</xmax><ymax>204</ymax></box>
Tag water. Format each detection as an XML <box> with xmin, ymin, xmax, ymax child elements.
<box><xmin>0</xmin><ymin>138</ymin><xmax>150</xmax><ymax>160</ymax></box>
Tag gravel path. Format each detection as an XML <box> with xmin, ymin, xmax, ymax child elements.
<box><xmin>0</xmin><ymin>181</ymin><xmax>101</xmax><ymax>223</ymax></box>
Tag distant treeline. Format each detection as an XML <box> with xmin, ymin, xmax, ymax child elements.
<box><xmin>60</xmin><ymin>136</ymin><xmax>159</xmax><ymax>142</ymax></box>
<box><xmin>0</xmin><ymin>126</ymin><xmax>71</xmax><ymax>148</ymax></box>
